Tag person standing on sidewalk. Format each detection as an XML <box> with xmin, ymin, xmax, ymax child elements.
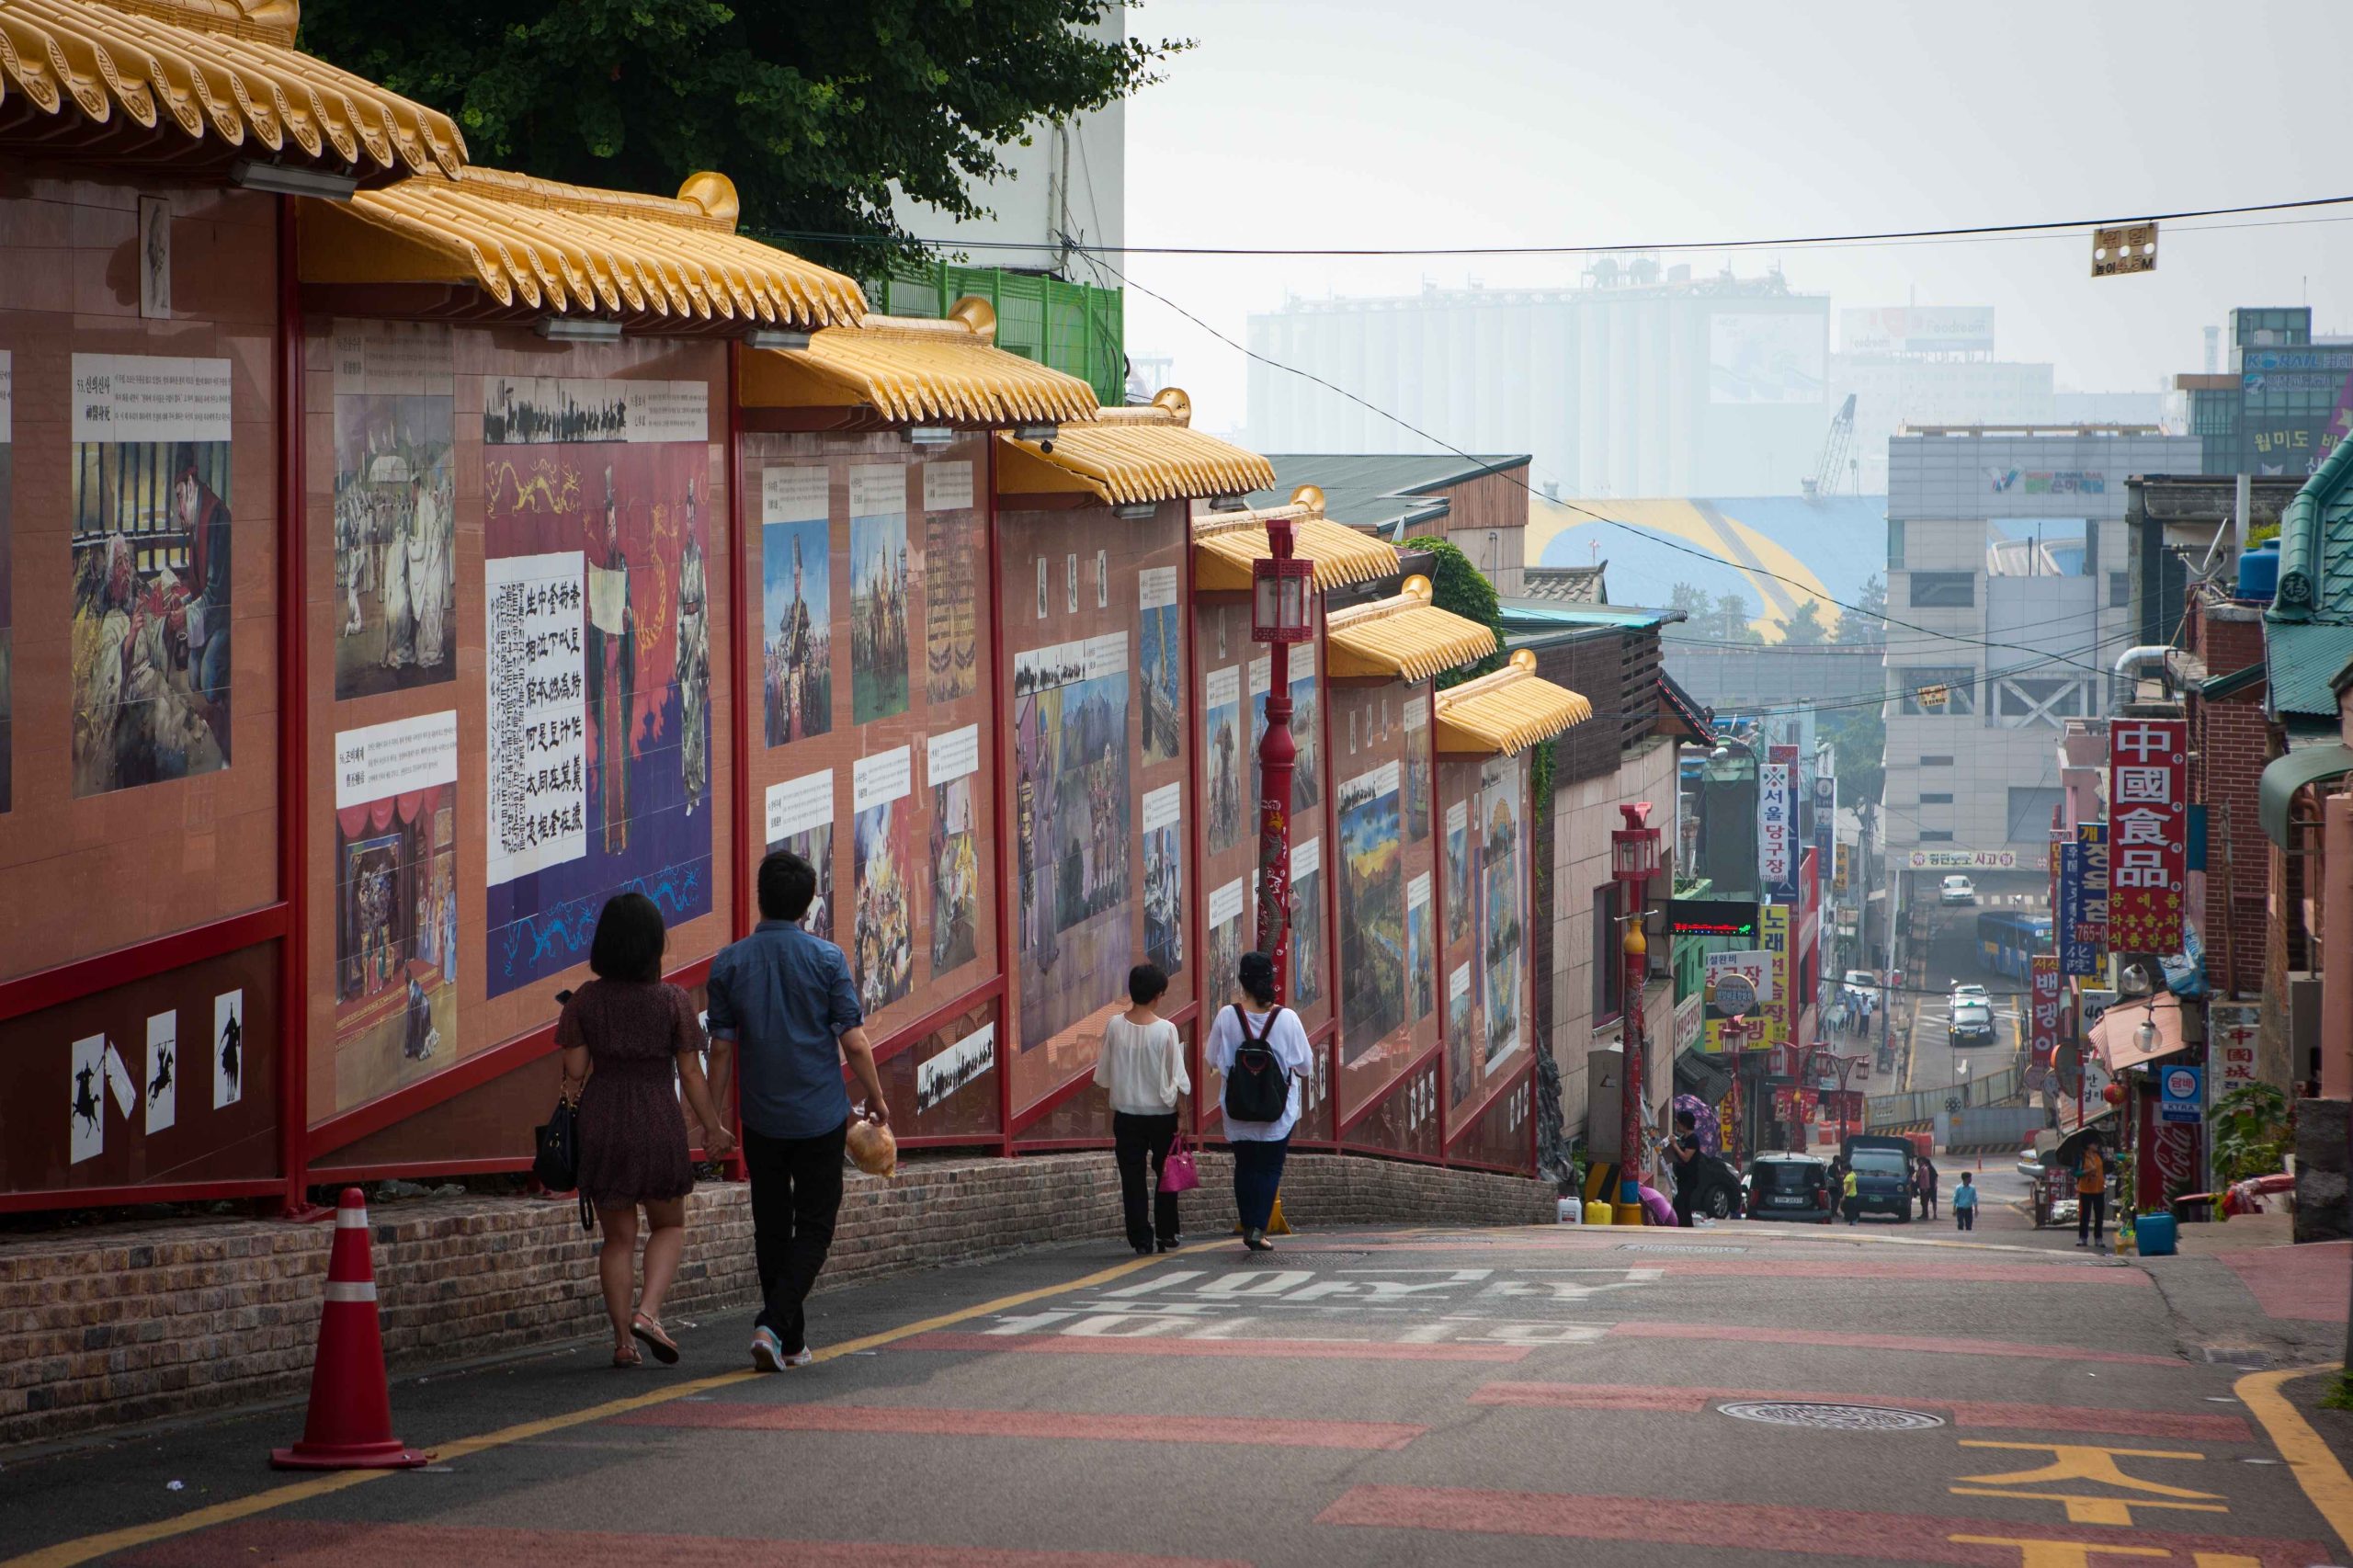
<box><xmin>1207</xmin><ymin>951</ymin><xmax>1313</xmax><ymax>1253</ymax></box>
<box><xmin>1664</xmin><ymin>1108</ymin><xmax>1701</xmax><ymax>1228</ymax></box>
<box><xmin>1916</xmin><ymin>1155</ymin><xmax>1939</xmax><ymax>1221</ymax></box>
<box><xmin>705</xmin><ymin>850</ymin><xmax>891</xmax><ymax>1371</ymax></box>
<box><xmin>1097</xmin><ymin>962</ymin><xmax>1189</xmax><ymax>1256</ymax></box>
<box><xmin>1841</xmin><ymin>1163</ymin><xmax>1860</xmax><ymax>1224</ymax></box>
<box><xmin>2075</xmin><ymin>1135</ymin><xmax>2109</xmax><ymax>1251</ymax></box>
<box><xmin>1952</xmin><ymin>1171</ymin><xmax>1978</xmax><ymax>1231</ymax></box>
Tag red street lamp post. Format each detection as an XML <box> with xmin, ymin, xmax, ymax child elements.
<box><xmin>1612</xmin><ymin>802</ymin><xmax>1663</xmax><ymax>1207</ymax></box>
<box><xmin>1806</xmin><ymin>1047</ymin><xmax>1865</xmax><ymax>1149</ymax></box>
<box><xmin>1251</xmin><ymin>515</ymin><xmax>1315</xmax><ymax>998</ymax></box>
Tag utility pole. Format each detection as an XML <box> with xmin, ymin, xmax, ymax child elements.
<box><xmin>1251</xmin><ymin>509</ymin><xmax>1313</xmax><ymax>995</ymax></box>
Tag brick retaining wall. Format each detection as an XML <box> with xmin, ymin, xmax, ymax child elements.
<box><xmin>0</xmin><ymin>1152</ymin><xmax>1548</xmax><ymax>1449</ymax></box>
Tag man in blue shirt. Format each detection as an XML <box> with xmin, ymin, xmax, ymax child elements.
<box><xmin>706</xmin><ymin>850</ymin><xmax>891</xmax><ymax>1370</ymax></box>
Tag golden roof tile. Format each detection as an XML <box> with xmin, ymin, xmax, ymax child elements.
<box><xmin>996</xmin><ymin>388</ymin><xmax>1276</xmax><ymax>503</ymax></box>
<box><xmin>738</xmin><ymin>296</ymin><xmax>1098</xmax><ymax>423</ymax></box>
<box><xmin>1324</xmin><ymin>575</ymin><xmax>1497</xmax><ymax>681</ymax></box>
<box><xmin>1191</xmin><ymin>486</ymin><xmax>1401</xmax><ymax>592</ymax></box>
<box><xmin>1433</xmin><ymin>650</ymin><xmax>1594</xmax><ymax>756</ymax></box>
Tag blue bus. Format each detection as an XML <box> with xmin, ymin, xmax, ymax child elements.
<box><xmin>1975</xmin><ymin>911</ymin><xmax>2052</xmax><ymax>981</ymax></box>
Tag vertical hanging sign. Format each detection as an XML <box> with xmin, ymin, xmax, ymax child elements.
<box><xmin>2029</xmin><ymin>954</ymin><xmax>2061</xmax><ymax>1075</ymax></box>
<box><xmin>1756</xmin><ymin>762</ymin><xmax>1795</xmax><ymax>901</ymax></box>
<box><xmin>2107</xmin><ymin>719</ymin><xmax>2187</xmax><ymax>954</ymax></box>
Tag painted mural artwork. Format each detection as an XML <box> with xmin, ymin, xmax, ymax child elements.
<box><xmin>0</xmin><ymin>351</ymin><xmax>11</xmax><ymax>813</ymax></box>
<box><xmin>1337</xmin><ymin>762</ymin><xmax>1405</xmax><ymax>1064</ymax></box>
<box><xmin>332</xmin><ymin>322</ymin><xmax>457</xmax><ymax>699</ymax></box>
<box><xmin>929</xmin><ymin>776</ymin><xmax>981</xmax><ymax>976</ymax></box>
<box><xmin>1142</xmin><ymin>782</ymin><xmax>1184</xmax><ymax>979</ymax></box>
<box><xmin>1445</xmin><ymin>798</ymin><xmax>1472</xmax><ymax>934</ymax></box>
<box><xmin>1447</xmin><ymin>961</ymin><xmax>1473</xmax><ymax>1108</ymax></box>
<box><xmin>1290</xmin><ymin>836</ymin><xmax>1326</xmax><ymax>1009</ymax></box>
<box><xmin>68</xmin><ymin>355</ymin><xmax>234</xmax><ymax>798</ymax></box>
<box><xmin>1403</xmin><ymin>696</ymin><xmax>1431</xmax><ymax>843</ymax></box>
<box><xmin>848</xmin><ymin>465</ymin><xmax>911</xmax><ymax>725</ymax></box>
<box><xmin>922</xmin><ymin>461</ymin><xmax>981</xmax><ymax>705</ymax></box>
<box><xmin>480</xmin><ymin>378</ymin><xmax>713</xmax><ymax>999</ymax></box>
<box><xmin>1407</xmin><ymin>874</ymin><xmax>1435</xmax><ymax>1023</ymax></box>
<box><xmin>1202</xmin><ymin>665</ymin><xmax>1244</xmax><ymax>855</ymax></box>
<box><xmin>1138</xmin><ymin>566</ymin><xmax>1183</xmax><ymax>767</ymax></box>
<box><xmin>778</xmin><ymin>822</ymin><xmax>835</xmax><ymax>942</ymax></box>
<box><xmin>1206</xmin><ymin>877</ymin><xmax>1246</xmax><ymax>1012</ymax></box>
<box><xmin>761</xmin><ymin>468</ymin><xmax>833</xmax><ymax>746</ymax></box>
<box><xmin>1013</xmin><ymin>635</ymin><xmax>1131</xmax><ymax>1051</ymax></box>
<box><xmin>333</xmin><ymin>710</ymin><xmax>460</xmax><ymax>1109</ymax></box>
<box><xmin>1251</xmin><ymin>652</ymin><xmax>1322</xmax><ymax>815</ymax></box>
<box><xmin>1478</xmin><ymin>756</ymin><xmax>1526</xmax><ymax>1069</ymax></box>
<box><xmin>851</xmin><ymin>746</ymin><xmax>914</xmax><ymax>1015</ymax></box>
<box><xmin>765</xmin><ymin>769</ymin><xmax>835</xmax><ymax>944</ymax></box>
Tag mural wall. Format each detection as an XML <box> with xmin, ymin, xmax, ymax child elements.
<box><xmin>1439</xmin><ymin>750</ymin><xmax>1531</xmax><ymax>1147</ymax></box>
<box><xmin>1331</xmin><ymin>680</ymin><xmax>1439</xmax><ymax>1127</ymax></box>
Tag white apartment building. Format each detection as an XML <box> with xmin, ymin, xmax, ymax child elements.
<box><xmin>1881</xmin><ymin>429</ymin><xmax>2205</xmax><ymax>865</ymax></box>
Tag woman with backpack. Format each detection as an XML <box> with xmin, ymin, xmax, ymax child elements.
<box><xmin>1206</xmin><ymin>950</ymin><xmax>1314</xmax><ymax>1252</ymax></box>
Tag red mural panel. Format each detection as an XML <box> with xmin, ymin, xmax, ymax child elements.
<box><xmin>1347</xmin><ymin>1047</ymin><xmax>1444</xmax><ymax>1161</ymax></box>
<box><xmin>1451</xmin><ymin>1061</ymin><xmax>1536</xmax><ymax>1172</ymax></box>
<box><xmin>1330</xmin><ymin>678</ymin><xmax>1440</xmax><ymax>1127</ymax></box>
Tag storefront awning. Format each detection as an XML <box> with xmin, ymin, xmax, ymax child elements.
<box><xmin>1323</xmin><ymin>576</ymin><xmax>1497</xmax><ymax>681</ymax></box>
<box><xmin>2088</xmin><ymin>994</ymin><xmax>2187</xmax><ymax>1074</ymax></box>
<box><xmin>1191</xmin><ymin>488</ymin><xmax>1400</xmax><ymax>592</ymax></box>
<box><xmin>995</xmin><ymin>389</ymin><xmax>1276</xmax><ymax>504</ymax></box>
<box><xmin>2259</xmin><ymin>740</ymin><xmax>2353</xmax><ymax>847</ymax></box>
<box><xmin>1432</xmin><ymin>650</ymin><xmax>1594</xmax><ymax>756</ymax></box>
<box><xmin>739</xmin><ymin>296</ymin><xmax>1097</xmax><ymax>423</ymax></box>
<box><xmin>1</xmin><ymin>0</ymin><xmax>465</xmax><ymax>181</ymax></box>
<box><xmin>305</xmin><ymin>168</ymin><xmax>867</xmax><ymax>328</ymax></box>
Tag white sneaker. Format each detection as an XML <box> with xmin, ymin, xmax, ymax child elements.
<box><xmin>752</xmin><ymin>1327</ymin><xmax>813</xmax><ymax>1370</ymax></box>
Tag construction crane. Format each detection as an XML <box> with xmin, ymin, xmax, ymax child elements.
<box><xmin>1802</xmin><ymin>393</ymin><xmax>1858</xmax><ymax>500</ymax></box>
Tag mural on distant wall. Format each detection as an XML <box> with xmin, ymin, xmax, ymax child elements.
<box><xmin>851</xmin><ymin>746</ymin><xmax>914</xmax><ymax>1014</ymax></box>
<box><xmin>480</xmin><ymin>377</ymin><xmax>713</xmax><ymax>998</ymax></box>
<box><xmin>1478</xmin><ymin>756</ymin><xmax>1526</xmax><ymax>1069</ymax></box>
<box><xmin>1447</xmin><ymin>960</ymin><xmax>1473</xmax><ymax>1107</ymax></box>
<box><xmin>1251</xmin><ymin>650</ymin><xmax>1321</xmax><ymax>814</ymax></box>
<box><xmin>0</xmin><ymin>351</ymin><xmax>12</xmax><ymax>813</ymax></box>
<box><xmin>1337</xmin><ymin>762</ymin><xmax>1405</xmax><ymax>1064</ymax></box>
<box><xmin>1013</xmin><ymin>635</ymin><xmax>1131</xmax><ymax>1051</ymax></box>
<box><xmin>1203</xmin><ymin>664</ymin><xmax>1243</xmax><ymax>854</ymax></box>
<box><xmin>761</xmin><ymin>468</ymin><xmax>832</xmax><ymax>746</ymax></box>
<box><xmin>1407</xmin><ymin>872</ymin><xmax>1434</xmax><ymax>1023</ymax></box>
<box><xmin>1138</xmin><ymin>566</ymin><xmax>1183</xmax><ymax>767</ymax></box>
<box><xmin>1206</xmin><ymin>876</ymin><xmax>1246</xmax><ymax>1006</ymax></box>
<box><xmin>926</xmin><ymin>724</ymin><xmax>982</xmax><ymax>979</ymax></box>
<box><xmin>331</xmin><ymin>710</ymin><xmax>460</xmax><ymax>1110</ymax></box>
<box><xmin>332</xmin><ymin>322</ymin><xmax>456</xmax><ymax>699</ymax></box>
<box><xmin>1403</xmin><ymin>695</ymin><xmax>1431</xmax><ymax>844</ymax></box>
<box><xmin>1142</xmin><ymin>782</ymin><xmax>1184</xmax><ymax>979</ymax></box>
<box><xmin>1445</xmin><ymin>798</ymin><xmax>1472</xmax><ymax>932</ymax></box>
<box><xmin>922</xmin><ymin>461</ymin><xmax>981</xmax><ymax>705</ymax></box>
<box><xmin>68</xmin><ymin>354</ymin><xmax>234</xmax><ymax>798</ymax></box>
<box><xmin>848</xmin><ymin>465</ymin><xmax>910</xmax><ymax>725</ymax></box>
<box><xmin>765</xmin><ymin>770</ymin><xmax>835</xmax><ymax>944</ymax></box>
<box><xmin>1290</xmin><ymin>835</ymin><xmax>1325</xmax><ymax>1010</ymax></box>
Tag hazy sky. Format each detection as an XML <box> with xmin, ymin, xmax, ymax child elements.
<box><xmin>1113</xmin><ymin>0</ymin><xmax>2353</xmax><ymax>446</ymax></box>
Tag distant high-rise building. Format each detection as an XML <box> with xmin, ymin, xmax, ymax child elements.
<box><xmin>1245</xmin><ymin>263</ymin><xmax>1829</xmax><ymax>497</ymax></box>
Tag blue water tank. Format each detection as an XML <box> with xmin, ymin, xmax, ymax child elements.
<box><xmin>2236</xmin><ymin>539</ymin><xmax>2280</xmax><ymax>602</ymax></box>
<box><xmin>2136</xmin><ymin>1210</ymin><xmax>2179</xmax><ymax>1257</ymax></box>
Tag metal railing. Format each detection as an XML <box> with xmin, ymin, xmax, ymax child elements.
<box><xmin>1865</xmin><ymin>1062</ymin><xmax>2022</xmax><ymax>1129</ymax></box>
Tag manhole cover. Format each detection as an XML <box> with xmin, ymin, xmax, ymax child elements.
<box><xmin>1717</xmin><ymin>1402</ymin><xmax>1946</xmax><ymax>1432</ymax></box>
<box><xmin>1618</xmin><ymin>1244</ymin><xmax>1746</xmax><ymax>1254</ymax></box>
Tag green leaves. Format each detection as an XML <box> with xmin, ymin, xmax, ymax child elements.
<box><xmin>2209</xmin><ymin>1081</ymin><xmax>2291</xmax><ymax>1187</ymax></box>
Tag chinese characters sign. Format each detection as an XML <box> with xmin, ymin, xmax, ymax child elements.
<box><xmin>2108</xmin><ymin>719</ymin><xmax>2186</xmax><ymax>954</ymax></box>
<box><xmin>2029</xmin><ymin>955</ymin><xmax>2060</xmax><ymax>1074</ymax></box>
<box><xmin>2209</xmin><ymin>1002</ymin><xmax>2258</xmax><ymax>1097</ymax></box>
<box><xmin>1757</xmin><ymin>762</ymin><xmax>1795</xmax><ymax>900</ymax></box>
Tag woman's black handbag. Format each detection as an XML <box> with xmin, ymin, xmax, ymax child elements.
<box><xmin>532</xmin><ymin>1097</ymin><xmax>594</xmax><ymax>1230</ymax></box>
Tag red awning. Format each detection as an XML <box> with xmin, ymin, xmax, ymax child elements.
<box><xmin>2089</xmin><ymin>994</ymin><xmax>2187</xmax><ymax>1074</ymax></box>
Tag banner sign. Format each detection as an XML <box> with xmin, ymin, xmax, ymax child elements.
<box><xmin>1758</xmin><ymin>903</ymin><xmax>1792</xmax><ymax>1045</ymax></box>
<box><xmin>1669</xmin><ymin>899</ymin><xmax>1757</xmax><ymax>938</ymax></box>
<box><xmin>1758</xmin><ymin>763</ymin><xmax>1796</xmax><ymax>900</ymax></box>
<box><xmin>2108</xmin><ymin>719</ymin><xmax>2188</xmax><ymax>954</ymax></box>
<box><xmin>2209</xmin><ymin>1002</ymin><xmax>2258</xmax><ymax>1098</ymax></box>
<box><xmin>2073</xmin><ymin>822</ymin><xmax>2109</xmax><ymax>961</ymax></box>
<box><xmin>2029</xmin><ymin>954</ymin><xmax>2061</xmax><ymax>1072</ymax></box>
<box><xmin>2159</xmin><ymin>1063</ymin><xmax>2203</xmax><ymax>1126</ymax></box>
<box><xmin>1904</xmin><ymin>848</ymin><xmax>2018</xmax><ymax>870</ymax></box>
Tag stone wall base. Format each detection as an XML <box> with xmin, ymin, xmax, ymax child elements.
<box><xmin>0</xmin><ymin>1151</ymin><xmax>1549</xmax><ymax>1449</ymax></box>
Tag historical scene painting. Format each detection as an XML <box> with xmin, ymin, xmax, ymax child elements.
<box><xmin>928</xmin><ymin>778</ymin><xmax>979</xmax><ymax>977</ymax></box>
<box><xmin>331</xmin><ymin>710</ymin><xmax>460</xmax><ymax>1110</ymax></box>
<box><xmin>760</xmin><ymin>468</ymin><xmax>832</xmax><ymax>746</ymax></box>
<box><xmin>1337</xmin><ymin>762</ymin><xmax>1406</xmax><ymax>1064</ymax></box>
<box><xmin>1251</xmin><ymin>651</ymin><xmax>1321</xmax><ymax>814</ymax></box>
<box><xmin>1013</xmin><ymin>635</ymin><xmax>1132</xmax><ymax>1051</ymax></box>
<box><xmin>1478</xmin><ymin>756</ymin><xmax>1526</xmax><ymax>1069</ymax></box>
<box><xmin>69</xmin><ymin>355</ymin><xmax>233</xmax><ymax>798</ymax></box>
<box><xmin>764</xmin><ymin>770</ymin><xmax>835</xmax><ymax>943</ymax></box>
<box><xmin>1407</xmin><ymin>872</ymin><xmax>1435</xmax><ymax>1023</ymax></box>
<box><xmin>1403</xmin><ymin>695</ymin><xmax>1432</xmax><ymax>843</ymax></box>
<box><xmin>1446</xmin><ymin>798</ymin><xmax>1472</xmax><ymax>930</ymax></box>
<box><xmin>1206</xmin><ymin>877</ymin><xmax>1246</xmax><ymax>1012</ymax></box>
<box><xmin>1447</xmin><ymin>961</ymin><xmax>1474</xmax><ymax>1108</ymax></box>
<box><xmin>479</xmin><ymin>377</ymin><xmax>714</xmax><ymax>998</ymax></box>
<box><xmin>1142</xmin><ymin>782</ymin><xmax>1183</xmax><ymax>979</ymax></box>
<box><xmin>848</xmin><ymin>464</ymin><xmax>910</xmax><ymax>725</ymax></box>
<box><xmin>332</xmin><ymin>322</ymin><xmax>456</xmax><ymax>699</ymax></box>
<box><xmin>922</xmin><ymin>460</ymin><xmax>981</xmax><ymax>705</ymax></box>
<box><xmin>851</xmin><ymin>746</ymin><xmax>914</xmax><ymax>1015</ymax></box>
<box><xmin>0</xmin><ymin>351</ymin><xmax>12</xmax><ymax>813</ymax></box>
<box><xmin>1138</xmin><ymin>566</ymin><xmax>1183</xmax><ymax>767</ymax></box>
<box><xmin>1290</xmin><ymin>835</ymin><xmax>1326</xmax><ymax>1010</ymax></box>
<box><xmin>1203</xmin><ymin>665</ymin><xmax>1243</xmax><ymax>855</ymax></box>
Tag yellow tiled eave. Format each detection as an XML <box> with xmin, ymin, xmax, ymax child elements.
<box><xmin>997</xmin><ymin>387</ymin><xmax>1277</xmax><ymax>504</ymax></box>
<box><xmin>740</xmin><ymin>296</ymin><xmax>1099</xmax><ymax>424</ymax></box>
<box><xmin>1191</xmin><ymin>487</ymin><xmax>1400</xmax><ymax>592</ymax></box>
<box><xmin>0</xmin><ymin>0</ymin><xmax>465</xmax><ymax>178</ymax></box>
<box><xmin>1324</xmin><ymin>575</ymin><xmax>1497</xmax><ymax>681</ymax></box>
<box><xmin>1433</xmin><ymin>651</ymin><xmax>1594</xmax><ymax>756</ymax></box>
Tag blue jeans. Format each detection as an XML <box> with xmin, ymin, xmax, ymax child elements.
<box><xmin>1232</xmin><ymin>1136</ymin><xmax>1289</xmax><ymax>1231</ymax></box>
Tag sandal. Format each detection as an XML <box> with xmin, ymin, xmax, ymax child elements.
<box><xmin>631</xmin><ymin>1312</ymin><xmax>680</xmax><ymax>1366</ymax></box>
<box><xmin>612</xmin><ymin>1344</ymin><xmax>642</xmax><ymax>1369</ymax></box>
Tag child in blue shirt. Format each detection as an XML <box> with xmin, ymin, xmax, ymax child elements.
<box><xmin>1953</xmin><ymin>1171</ymin><xmax>1979</xmax><ymax>1231</ymax></box>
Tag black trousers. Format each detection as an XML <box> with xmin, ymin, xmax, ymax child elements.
<box><xmin>1112</xmin><ymin>1111</ymin><xmax>1181</xmax><ymax>1249</ymax></box>
<box><xmin>2078</xmin><ymin>1190</ymin><xmax>2107</xmax><ymax>1244</ymax></box>
<box><xmin>743</xmin><ymin>1119</ymin><xmax>847</xmax><ymax>1352</ymax></box>
<box><xmin>1956</xmin><ymin>1205</ymin><xmax>1976</xmax><ymax>1230</ymax></box>
<box><xmin>1232</xmin><ymin>1137</ymin><xmax>1290</xmax><ymax>1231</ymax></box>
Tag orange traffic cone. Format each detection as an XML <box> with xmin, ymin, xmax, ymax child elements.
<box><xmin>271</xmin><ymin>1187</ymin><xmax>431</xmax><ymax>1471</ymax></box>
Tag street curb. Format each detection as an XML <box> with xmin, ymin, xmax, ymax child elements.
<box><xmin>2236</xmin><ymin>1362</ymin><xmax>2353</xmax><ymax>1558</ymax></box>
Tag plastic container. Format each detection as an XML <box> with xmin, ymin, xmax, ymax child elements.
<box><xmin>1586</xmin><ymin>1200</ymin><xmax>1613</xmax><ymax>1227</ymax></box>
<box><xmin>2236</xmin><ymin>539</ymin><xmax>2280</xmax><ymax>603</ymax></box>
<box><xmin>1556</xmin><ymin>1194</ymin><xmax>1583</xmax><ymax>1224</ymax></box>
<box><xmin>2135</xmin><ymin>1210</ymin><xmax>2178</xmax><ymax>1257</ymax></box>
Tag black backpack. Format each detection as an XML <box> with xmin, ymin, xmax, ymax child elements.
<box><xmin>1222</xmin><ymin>1005</ymin><xmax>1291</xmax><ymax>1122</ymax></box>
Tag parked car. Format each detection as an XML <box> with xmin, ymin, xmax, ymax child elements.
<box><xmin>1940</xmin><ymin>875</ymin><xmax>1977</xmax><ymax>905</ymax></box>
<box><xmin>1949</xmin><ymin>999</ymin><xmax>1995</xmax><ymax>1045</ymax></box>
<box><xmin>1839</xmin><ymin>1134</ymin><xmax>1917</xmax><ymax>1221</ymax></box>
<box><xmin>2016</xmin><ymin>1145</ymin><xmax>2045</xmax><ymax>1181</ymax></box>
<box><xmin>1746</xmin><ymin>1153</ymin><xmax>1833</xmax><ymax>1223</ymax></box>
<box><xmin>1670</xmin><ymin>1147</ymin><xmax>1745</xmax><ymax>1220</ymax></box>
<box><xmin>1949</xmin><ymin>982</ymin><xmax>1990</xmax><ymax>1005</ymax></box>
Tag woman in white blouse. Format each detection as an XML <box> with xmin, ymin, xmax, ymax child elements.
<box><xmin>1096</xmin><ymin>962</ymin><xmax>1191</xmax><ymax>1255</ymax></box>
<box><xmin>1205</xmin><ymin>950</ymin><xmax>1314</xmax><ymax>1252</ymax></box>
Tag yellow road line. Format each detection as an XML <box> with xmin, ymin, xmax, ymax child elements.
<box><xmin>5</xmin><ymin>1246</ymin><xmax>1187</xmax><ymax>1568</ymax></box>
<box><xmin>2236</xmin><ymin>1361</ymin><xmax>2353</xmax><ymax>1556</ymax></box>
